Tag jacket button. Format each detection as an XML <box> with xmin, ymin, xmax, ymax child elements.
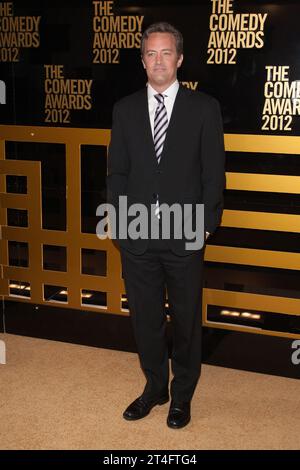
<box><xmin>156</xmin><ymin>169</ymin><xmax>162</xmax><ymax>174</ymax></box>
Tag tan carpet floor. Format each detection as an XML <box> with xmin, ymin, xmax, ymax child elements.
<box><xmin>0</xmin><ymin>332</ymin><xmax>299</xmax><ymax>450</ymax></box>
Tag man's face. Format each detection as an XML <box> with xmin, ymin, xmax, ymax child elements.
<box><xmin>142</xmin><ymin>32</ymin><xmax>183</xmax><ymax>92</ymax></box>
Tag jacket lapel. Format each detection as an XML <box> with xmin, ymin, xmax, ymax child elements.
<box><xmin>137</xmin><ymin>88</ymin><xmax>157</xmax><ymax>167</ymax></box>
<box><xmin>157</xmin><ymin>85</ymin><xmax>187</xmax><ymax>167</ymax></box>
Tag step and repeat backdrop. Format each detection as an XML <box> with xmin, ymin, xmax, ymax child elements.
<box><xmin>1</xmin><ymin>0</ymin><xmax>300</xmax><ymax>342</ymax></box>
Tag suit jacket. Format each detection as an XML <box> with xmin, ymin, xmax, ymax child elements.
<box><xmin>107</xmin><ymin>84</ymin><xmax>225</xmax><ymax>255</ymax></box>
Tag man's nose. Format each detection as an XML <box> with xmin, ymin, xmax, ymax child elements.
<box><xmin>156</xmin><ymin>53</ymin><xmax>162</xmax><ymax>64</ymax></box>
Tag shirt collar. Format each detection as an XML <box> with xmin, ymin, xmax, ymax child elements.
<box><xmin>147</xmin><ymin>79</ymin><xmax>179</xmax><ymax>102</ymax></box>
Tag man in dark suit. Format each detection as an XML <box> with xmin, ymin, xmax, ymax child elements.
<box><xmin>107</xmin><ymin>22</ymin><xmax>225</xmax><ymax>428</ymax></box>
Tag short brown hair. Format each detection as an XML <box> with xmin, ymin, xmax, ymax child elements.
<box><xmin>141</xmin><ymin>22</ymin><xmax>183</xmax><ymax>57</ymax></box>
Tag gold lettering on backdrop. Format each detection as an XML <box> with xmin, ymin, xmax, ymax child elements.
<box><xmin>0</xmin><ymin>2</ymin><xmax>41</xmax><ymax>62</ymax></box>
<box><xmin>44</xmin><ymin>65</ymin><xmax>93</xmax><ymax>124</ymax></box>
<box><xmin>262</xmin><ymin>66</ymin><xmax>300</xmax><ymax>132</ymax></box>
<box><xmin>92</xmin><ymin>0</ymin><xmax>144</xmax><ymax>64</ymax></box>
<box><xmin>181</xmin><ymin>81</ymin><xmax>199</xmax><ymax>91</ymax></box>
<box><xmin>207</xmin><ymin>0</ymin><xmax>268</xmax><ymax>64</ymax></box>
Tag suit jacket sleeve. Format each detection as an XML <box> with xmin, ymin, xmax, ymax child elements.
<box><xmin>107</xmin><ymin>102</ymin><xmax>130</xmax><ymax>207</ymax></box>
<box><xmin>201</xmin><ymin>98</ymin><xmax>225</xmax><ymax>234</ymax></box>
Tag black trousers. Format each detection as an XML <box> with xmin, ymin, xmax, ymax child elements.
<box><xmin>120</xmin><ymin>238</ymin><xmax>204</xmax><ymax>403</ymax></box>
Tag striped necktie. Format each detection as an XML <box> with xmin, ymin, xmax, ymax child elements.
<box><xmin>154</xmin><ymin>93</ymin><xmax>168</xmax><ymax>164</ymax></box>
<box><xmin>153</xmin><ymin>93</ymin><xmax>168</xmax><ymax>218</ymax></box>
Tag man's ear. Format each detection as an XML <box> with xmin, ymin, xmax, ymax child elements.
<box><xmin>141</xmin><ymin>56</ymin><xmax>146</xmax><ymax>69</ymax></box>
<box><xmin>177</xmin><ymin>54</ymin><xmax>183</xmax><ymax>68</ymax></box>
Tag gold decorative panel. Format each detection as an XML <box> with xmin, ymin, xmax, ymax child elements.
<box><xmin>1</xmin><ymin>127</ymin><xmax>300</xmax><ymax>338</ymax></box>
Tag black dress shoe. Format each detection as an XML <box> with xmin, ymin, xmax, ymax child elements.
<box><xmin>123</xmin><ymin>394</ymin><xmax>169</xmax><ymax>421</ymax></box>
<box><xmin>167</xmin><ymin>401</ymin><xmax>191</xmax><ymax>429</ymax></box>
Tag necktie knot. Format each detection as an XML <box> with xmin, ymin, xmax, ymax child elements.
<box><xmin>154</xmin><ymin>93</ymin><xmax>165</xmax><ymax>104</ymax></box>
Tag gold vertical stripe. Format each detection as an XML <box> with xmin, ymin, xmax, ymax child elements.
<box><xmin>0</xmin><ymin>138</ymin><xmax>7</xmax><ymax>296</ymax></box>
<box><xmin>66</xmin><ymin>141</ymin><xmax>81</xmax><ymax>308</ymax></box>
<box><xmin>27</xmin><ymin>163</ymin><xmax>43</xmax><ymax>303</ymax></box>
